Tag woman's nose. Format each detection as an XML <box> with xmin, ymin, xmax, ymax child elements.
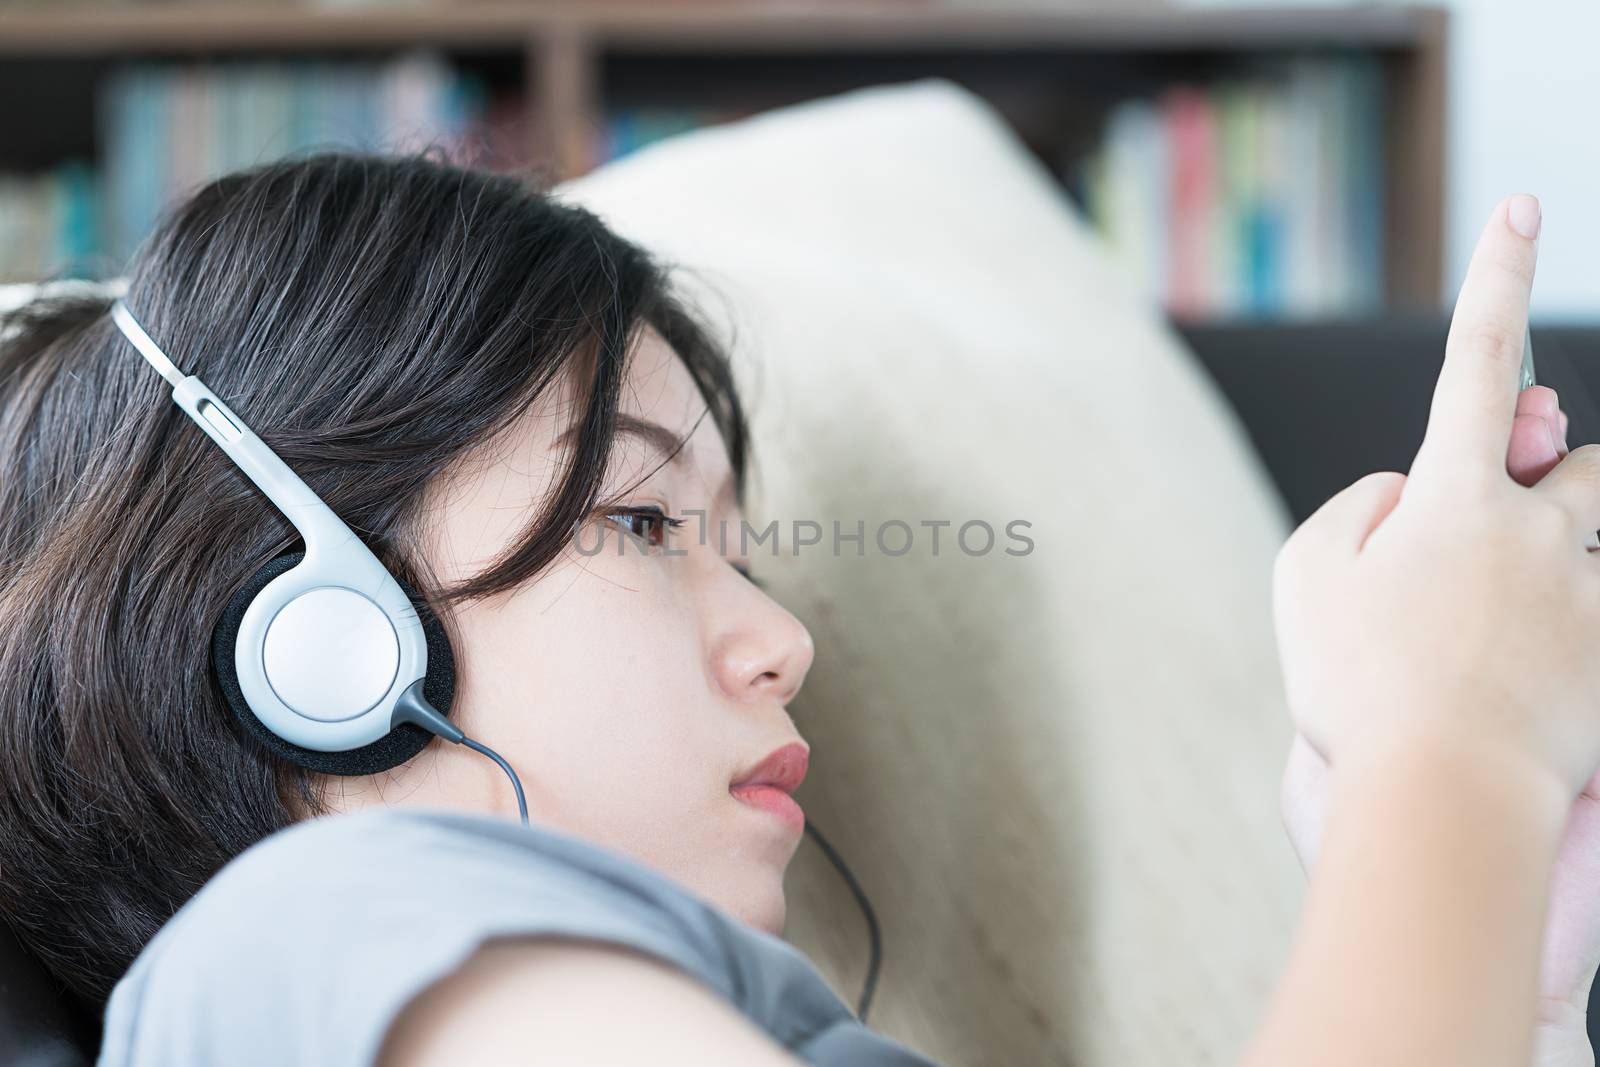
<box><xmin>712</xmin><ymin>601</ymin><xmax>814</xmax><ymax>706</ymax></box>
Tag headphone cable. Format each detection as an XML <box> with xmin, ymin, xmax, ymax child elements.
<box><xmin>393</xmin><ymin>683</ymin><xmax>529</xmax><ymax>827</ymax></box>
<box><xmin>461</xmin><ymin>735</ymin><xmax>530</xmax><ymax>827</ymax></box>
<box><xmin>804</xmin><ymin>818</ymin><xmax>883</xmax><ymax>1022</ymax></box>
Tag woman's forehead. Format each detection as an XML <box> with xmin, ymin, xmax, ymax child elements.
<box><xmin>512</xmin><ymin>326</ymin><xmax>735</xmax><ymax>509</ymax></box>
<box><xmin>621</xmin><ymin>327</ymin><xmax>704</xmax><ymax>433</ymax></box>
<box><xmin>515</xmin><ymin>326</ymin><xmax>709</xmax><ymax>456</ymax></box>
<box><xmin>619</xmin><ymin>328</ymin><xmax>733</xmax><ymax>472</ymax></box>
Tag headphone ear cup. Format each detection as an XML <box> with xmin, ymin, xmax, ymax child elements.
<box><xmin>211</xmin><ymin>550</ymin><xmax>457</xmax><ymax>777</ymax></box>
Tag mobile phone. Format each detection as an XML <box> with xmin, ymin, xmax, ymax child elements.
<box><xmin>1519</xmin><ymin>324</ymin><xmax>1536</xmax><ymax>391</ymax></box>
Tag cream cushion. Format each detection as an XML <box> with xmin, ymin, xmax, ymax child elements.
<box><xmin>556</xmin><ymin>78</ymin><xmax>1304</xmax><ymax>1066</ymax></box>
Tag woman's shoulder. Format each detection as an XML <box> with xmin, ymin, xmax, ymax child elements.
<box><xmin>97</xmin><ymin>808</ymin><xmax>742</xmax><ymax>1065</ymax></box>
<box><xmin>140</xmin><ymin>805</ymin><xmax>752</xmax><ymax>982</ymax></box>
<box><xmin>96</xmin><ymin>808</ymin><xmax>922</xmax><ymax>1067</ymax></box>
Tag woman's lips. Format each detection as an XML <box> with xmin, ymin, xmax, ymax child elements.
<box><xmin>730</xmin><ymin>741</ymin><xmax>809</xmax><ymax>833</ymax></box>
<box><xmin>730</xmin><ymin>783</ymin><xmax>805</xmax><ymax>832</ymax></box>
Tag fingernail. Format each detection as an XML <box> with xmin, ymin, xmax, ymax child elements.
<box><xmin>1508</xmin><ymin>194</ymin><xmax>1542</xmax><ymax>239</ymax></box>
<box><xmin>1560</xmin><ymin>410</ymin><xmax>1570</xmax><ymax>452</ymax></box>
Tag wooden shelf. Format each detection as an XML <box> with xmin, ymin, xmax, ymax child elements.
<box><xmin>0</xmin><ymin>5</ymin><xmax>1446</xmax><ymax>54</ymax></box>
<box><xmin>0</xmin><ymin>3</ymin><xmax>1450</xmax><ymax>312</ymax></box>
<box><xmin>587</xmin><ymin>5</ymin><xmax>1444</xmax><ymax>52</ymax></box>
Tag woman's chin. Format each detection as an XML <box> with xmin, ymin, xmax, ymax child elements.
<box><xmin>709</xmin><ymin>871</ymin><xmax>788</xmax><ymax>935</ymax></box>
<box><xmin>743</xmin><ymin>887</ymin><xmax>788</xmax><ymax>937</ymax></box>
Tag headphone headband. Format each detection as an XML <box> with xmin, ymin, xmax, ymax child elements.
<box><xmin>109</xmin><ymin>299</ymin><xmax>366</xmax><ymax>570</ymax></box>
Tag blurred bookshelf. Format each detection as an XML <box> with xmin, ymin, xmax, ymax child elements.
<box><xmin>0</xmin><ymin>2</ymin><xmax>1447</xmax><ymax>322</ymax></box>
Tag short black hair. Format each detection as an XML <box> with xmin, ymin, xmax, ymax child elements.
<box><xmin>0</xmin><ymin>150</ymin><xmax>749</xmax><ymax>1010</ymax></box>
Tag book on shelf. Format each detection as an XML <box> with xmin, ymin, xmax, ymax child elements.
<box><xmin>1</xmin><ymin>54</ymin><xmax>1386</xmax><ymax>321</ymax></box>
<box><xmin>0</xmin><ymin>162</ymin><xmax>99</xmax><ymax>287</ymax></box>
<box><xmin>0</xmin><ymin>51</ymin><xmax>518</xmax><ymax>284</ymax></box>
<box><xmin>590</xmin><ymin>105</ymin><xmax>753</xmax><ymax>171</ymax></box>
<box><xmin>1077</xmin><ymin>56</ymin><xmax>1387</xmax><ymax>320</ymax></box>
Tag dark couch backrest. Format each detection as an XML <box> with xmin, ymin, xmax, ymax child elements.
<box><xmin>0</xmin><ymin>920</ymin><xmax>95</xmax><ymax>1065</ymax></box>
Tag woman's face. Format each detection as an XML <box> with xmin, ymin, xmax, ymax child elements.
<box><xmin>324</xmin><ymin>328</ymin><xmax>814</xmax><ymax>935</ymax></box>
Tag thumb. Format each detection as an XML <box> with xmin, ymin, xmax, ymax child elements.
<box><xmin>1298</xmin><ymin>470</ymin><xmax>1408</xmax><ymax>558</ymax></box>
<box><xmin>1274</xmin><ymin>471</ymin><xmax>1407</xmax><ymax>615</ymax></box>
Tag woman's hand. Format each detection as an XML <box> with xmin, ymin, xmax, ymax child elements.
<box><xmin>1242</xmin><ymin>195</ymin><xmax>1600</xmax><ymax>1067</ymax></box>
<box><xmin>1272</xmin><ymin>199</ymin><xmax>1600</xmax><ymax>799</ymax></box>
<box><xmin>1283</xmin><ymin>384</ymin><xmax>1600</xmax><ymax>1065</ymax></box>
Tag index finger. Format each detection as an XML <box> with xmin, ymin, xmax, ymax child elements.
<box><xmin>1412</xmin><ymin>194</ymin><xmax>1542</xmax><ymax>482</ymax></box>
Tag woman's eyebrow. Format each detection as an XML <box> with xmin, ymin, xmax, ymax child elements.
<box><xmin>558</xmin><ymin>412</ymin><xmax>735</xmax><ymax>507</ymax></box>
<box><xmin>557</xmin><ymin>413</ymin><xmax>690</xmax><ymax>467</ymax></box>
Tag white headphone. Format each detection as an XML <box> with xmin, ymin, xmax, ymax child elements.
<box><xmin>109</xmin><ymin>299</ymin><xmax>525</xmax><ymax>823</ymax></box>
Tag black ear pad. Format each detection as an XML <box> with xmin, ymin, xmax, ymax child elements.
<box><xmin>211</xmin><ymin>550</ymin><xmax>458</xmax><ymax>777</ymax></box>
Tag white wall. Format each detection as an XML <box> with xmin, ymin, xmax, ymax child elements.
<box><xmin>1445</xmin><ymin>0</ymin><xmax>1600</xmax><ymax>317</ymax></box>
<box><xmin>1178</xmin><ymin>0</ymin><xmax>1600</xmax><ymax>317</ymax></box>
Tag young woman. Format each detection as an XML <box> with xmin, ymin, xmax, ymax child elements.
<box><xmin>0</xmin><ymin>156</ymin><xmax>1592</xmax><ymax>1066</ymax></box>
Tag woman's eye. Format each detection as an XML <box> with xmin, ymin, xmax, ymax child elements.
<box><xmin>604</xmin><ymin>506</ymin><xmax>684</xmax><ymax>550</ymax></box>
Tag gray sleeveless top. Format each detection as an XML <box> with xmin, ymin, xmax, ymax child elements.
<box><xmin>95</xmin><ymin>808</ymin><xmax>937</xmax><ymax>1066</ymax></box>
